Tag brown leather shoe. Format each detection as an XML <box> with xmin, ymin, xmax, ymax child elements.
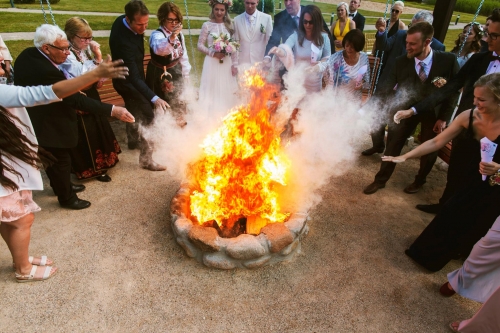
<box><xmin>404</xmin><ymin>181</ymin><xmax>423</xmax><ymax>194</ymax></box>
<box><xmin>363</xmin><ymin>182</ymin><xmax>385</xmax><ymax>194</ymax></box>
<box><xmin>361</xmin><ymin>147</ymin><xmax>385</xmax><ymax>156</ymax></box>
<box><xmin>439</xmin><ymin>282</ymin><xmax>456</xmax><ymax>297</ymax></box>
<box><xmin>141</xmin><ymin>161</ymin><xmax>166</xmax><ymax>171</ymax></box>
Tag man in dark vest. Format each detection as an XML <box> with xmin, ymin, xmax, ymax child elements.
<box><xmin>110</xmin><ymin>0</ymin><xmax>169</xmax><ymax>171</ymax></box>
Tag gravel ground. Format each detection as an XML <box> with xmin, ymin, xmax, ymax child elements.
<box><xmin>0</xmin><ymin>119</ymin><xmax>481</xmax><ymax>332</ymax></box>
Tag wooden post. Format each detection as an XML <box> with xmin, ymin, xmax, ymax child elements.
<box><xmin>432</xmin><ymin>0</ymin><xmax>457</xmax><ymax>43</ymax></box>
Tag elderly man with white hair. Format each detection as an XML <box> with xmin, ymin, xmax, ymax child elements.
<box><xmin>14</xmin><ymin>24</ymin><xmax>134</xmax><ymax>210</ymax></box>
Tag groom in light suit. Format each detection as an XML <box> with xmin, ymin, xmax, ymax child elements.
<box><xmin>233</xmin><ymin>0</ymin><xmax>273</xmax><ymax>66</ymax></box>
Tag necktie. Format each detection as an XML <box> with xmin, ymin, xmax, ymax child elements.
<box><xmin>491</xmin><ymin>55</ymin><xmax>500</xmax><ymax>62</ymax></box>
<box><xmin>294</xmin><ymin>16</ymin><xmax>299</xmax><ymax>27</ymax></box>
<box><xmin>418</xmin><ymin>62</ymin><xmax>427</xmax><ymax>82</ymax></box>
<box><xmin>249</xmin><ymin>15</ymin><xmax>255</xmax><ymax>32</ymax></box>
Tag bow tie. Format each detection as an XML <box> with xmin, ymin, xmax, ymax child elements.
<box><xmin>492</xmin><ymin>55</ymin><xmax>500</xmax><ymax>62</ymax></box>
<box><xmin>349</xmin><ymin>13</ymin><xmax>354</xmax><ymax>17</ymax></box>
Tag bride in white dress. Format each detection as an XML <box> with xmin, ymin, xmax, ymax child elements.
<box><xmin>197</xmin><ymin>0</ymin><xmax>238</xmax><ymax>119</ymax></box>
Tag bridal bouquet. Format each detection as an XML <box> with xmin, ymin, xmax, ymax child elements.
<box><xmin>210</xmin><ymin>32</ymin><xmax>240</xmax><ymax>64</ymax></box>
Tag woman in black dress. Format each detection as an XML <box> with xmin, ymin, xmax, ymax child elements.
<box><xmin>61</xmin><ymin>17</ymin><xmax>121</xmax><ymax>182</ymax></box>
<box><xmin>383</xmin><ymin>73</ymin><xmax>500</xmax><ymax>272</ymax></box>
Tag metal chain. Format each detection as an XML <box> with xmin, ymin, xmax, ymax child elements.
<box><xmin>369</xmin><ymin>0</ymin><xmax>394</xmax><ymax>97</ymax></box>
<box><xmin>39</xmin><ymin>0</ymin><xmax>56</xmax><ymax>25</ymax></box>
<box><xmin>183</xmin><ymin>0</ymin><xmax>198</xmax><ymax>80</ymax></box>
<box><xmin>456</xmin><ymin>0</ymin><xmax>485</xmax><ymax>58</ymax></box>
<box><xmin>262</xmin><ymin>0</ymin><xmax>265</xmax><ymax>13</ymax></box>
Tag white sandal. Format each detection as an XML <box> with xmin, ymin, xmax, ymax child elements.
<box><xmin>15</xmin><ymin>265</ymin><xmax>57</xmax><ymax>283</ymax></box>
<box><xmin>12</xmin><ymin>255</ymin><xmax>54</xmax><ymax>269</ymax></box>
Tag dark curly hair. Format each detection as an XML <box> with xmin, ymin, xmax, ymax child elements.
<box><xmin>451</xmin><ymin>23</ymin><xmax>482</xmax><ymax>55</ymax></box>
<box><xmin>0</xmin><ymin>106</ymin><xmax>55</xmax><ymax>192</ymax></box>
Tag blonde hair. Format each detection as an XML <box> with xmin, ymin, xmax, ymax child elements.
<box><xmin>393</xmin><ymin>1</ymin><xmax>404</xmax><ymax>8</ymax></box>
<box><xmin>64</xmin><ymin>17</ymin><xmax>92</xmax><ymax>41</ymax></box>
<box><xmin>209</xmin><ymin>3</ymin><xmax>234</xmax><ymax>35</ymax></box>
<box><xmin>474</xmin><ymin>73</ymin><xmax>500</xmax><ymax>102</ymax></box>
<box><xmin>337</xmin><ymin>2</ymin><xmax>348</xmax><ymax>11</ymax></box>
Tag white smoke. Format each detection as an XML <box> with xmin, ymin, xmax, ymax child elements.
<box><xmin>142</xmin><ymin>63</ymin><xmax>382</xmax><ymax>214</ymax></box>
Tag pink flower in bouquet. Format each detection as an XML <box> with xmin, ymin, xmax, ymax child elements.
<box><xmin>225</xmin><ymin>44</ymin><xmax>233</xmax><ymax>54</ymax></box>
<box><xmin>214</xmin><ymin>42</ymin><xmax>222</xmax><ymax>52</ymax></box>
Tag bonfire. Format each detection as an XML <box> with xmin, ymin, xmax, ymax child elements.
<box><xmin>188</xmin><ymin>69</ymin><xmax>290</xmax><ymax>237</ymax></box>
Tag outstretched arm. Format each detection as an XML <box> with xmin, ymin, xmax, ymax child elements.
<box><xmin>382</xmin><ymin>110</ymin><xmax>470</xmax><ymax>163</ymax></box>
<box><xmin>53</xmin><ymin>55</ymin><xmax>128</xmax><ymax>99</ymax></box>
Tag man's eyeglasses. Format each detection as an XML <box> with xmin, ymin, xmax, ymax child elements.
<box><xmin>484</xmin><ymin>31</ymin><xmax>500</xmax><ymax>40</ymax></box>
<box><xmin>166</xmin><ymin>18</ymin><xmax>180</xmax><ymax>24</ymax></box>
<box><xmin>75</xmin><ymin>34</ymin><xmax>93</xmax><ymax>42</ymax></box>
<box><xmin>303</xmin><ymin>19</ymin><xmax>313</xmax><ymax>25</ymax></box>
<box><xmin>391</xmin><ymin>9</ymin><xmax>400</xmax><ymax>14</ymax></box>
<box><xmin>48</xmin><ymin>44</ymin><xmax>70</xmax><ymax>52</ymax></box>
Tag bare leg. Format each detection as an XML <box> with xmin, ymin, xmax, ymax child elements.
<box><xmin>0</xmin><ymin>213</ymin><xmax>34</xmax><ymax>275</ymax></box>
<box><xmin>0</xmin><ymin>213</ymin><xmax>56</xmax><ymax>278</ymax></box>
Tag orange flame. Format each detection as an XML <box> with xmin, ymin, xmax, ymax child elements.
<box><xmin>188</xmin><ymin>69</ymin><xmax>289</xmax><ymax>234</ymax></box>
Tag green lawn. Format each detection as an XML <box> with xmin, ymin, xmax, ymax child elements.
<box><xmin>1</xmin><ymin>0</ymin><xmax>216</xmax><ymax>17</ymax></box>
<box><xmin>0</xmin><ymin>12</ymin><xmax>203</xmax><ymax>33</ymax></box>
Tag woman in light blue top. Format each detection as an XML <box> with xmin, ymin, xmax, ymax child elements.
<box><xmin>269</xmin><ymin>5</ymin><xmax>331</xmax><ymax>93</ymax></box>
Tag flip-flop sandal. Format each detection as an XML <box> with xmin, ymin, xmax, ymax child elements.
<box><xmin>15</xmin><ymin>265</ymin><xmax>58</xmax><ymax>283</ymax></box>
<box><xmin>12</xmin><ymin>255</ymin><xmax>54</xmax><ymax>269</ymax></box>
<box><xmin>449</xmin><ymin>321</ymin><xmax>461</xmax><ymax>332</ymax></box>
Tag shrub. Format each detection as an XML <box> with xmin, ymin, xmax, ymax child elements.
<box><xmin>231</xmin><ymin>0</ymin><xmax>274</xmax><ymax>15</ymax></box>
<box><xmin>422</xmin><ymin>0</ymin><xmax>497</xmax><ymax>16</ymax></box>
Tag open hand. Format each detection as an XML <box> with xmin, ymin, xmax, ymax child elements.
<box><xmin>382</xmin><ymin>155</ymin><xmax>406</xmax><ymax>163</ymax></box>
<box><xmin>433</xmin><ymin>119</ymin><xmax>447</xmax><ymax>133</ymax></box>
<box><xmin>111</xmin><ymin>106</ymin><xmax>135</xmax><ymax>123</ymax></box>
<box><xmin>375</xmin><ymin>18</ymin><xmax>386</xmax><ymax>33</ymax></box>
<box><xmin>154</xmin><ymin>98</ymin><xmax>170</xmax><ymax>113</ymax></box>
<box><xmin>393</xmin><ymin>109</ymin><xmax>414</xmax><ymax>124</ymax></box>
<box><xmin>94</xmin><ymin>55</ymin><xmax>129</xmax><ymax>79</ymax></box>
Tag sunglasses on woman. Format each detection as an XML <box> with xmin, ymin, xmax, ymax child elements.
<box><xmin>391</xmin><ymin>9</ymin><xmax>400</xmax><ymax>14</ymax></box>
<box><xmin>303</xmin><ymin>19</ymin><xmax>314</xmax><ymax>25</ymax></box>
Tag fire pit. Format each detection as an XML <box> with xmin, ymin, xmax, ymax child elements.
<box><xmin>171</xmin><ymin>184</ymin><xmax>309</xmax><ymax>269</ymax></box>
<box><xmin>170</xmin><ymin>69</ymin><xmax>309</xmax><ymax>269</ymax></box>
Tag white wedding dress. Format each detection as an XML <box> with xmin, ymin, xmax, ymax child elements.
<box><xmin>197</xmin><ymin>22</ymin><xmax>238</xmax><ymax>120</ymax></box>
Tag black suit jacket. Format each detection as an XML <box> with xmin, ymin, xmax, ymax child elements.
<box><xmin>14</xmin><ymin>47</ymin><xmax>112</xmax><ymax>148</ymax></box>
<box><xmin>351</xmin><ymin>12</ymin><xmax>365</xmax><ymax>31</ymax></box>
<box><xmin>376</xmin><ymin>51</ymin><xmax>460</xmax><ymax>121</ymax></box>
<box><xmin>109</xmin><ymin>15</ymin><xmax>155</xmax><ymax>102</ymax></box>
<box><xmin>414</xmin><ymin>51</ymin><xmax>494</xmax><ymax>115</ymax></box>
<box><xmin>265</xmin><ymin>6</ymin><xmax>333</xmax><ymax>55</ymax></box>
<box><xmin>375</xmin><ymin>30</ymin><xmax>445</xmax><ymax>83</ymax></box>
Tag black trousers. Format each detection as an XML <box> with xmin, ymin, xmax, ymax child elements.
<box><xmin>122</xmin><ymin>94</ymin><xmax>155</xmax><ymax>163</ymax></box>
<box><xmin>43</xmin><ymin>146</ymin><xmax>77</xmax><ymax>205</ymax></box>
<box><xmin>374</xmin><ymin>111</ymin><xmax>439</xmax><ymax>185</ymax></box>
